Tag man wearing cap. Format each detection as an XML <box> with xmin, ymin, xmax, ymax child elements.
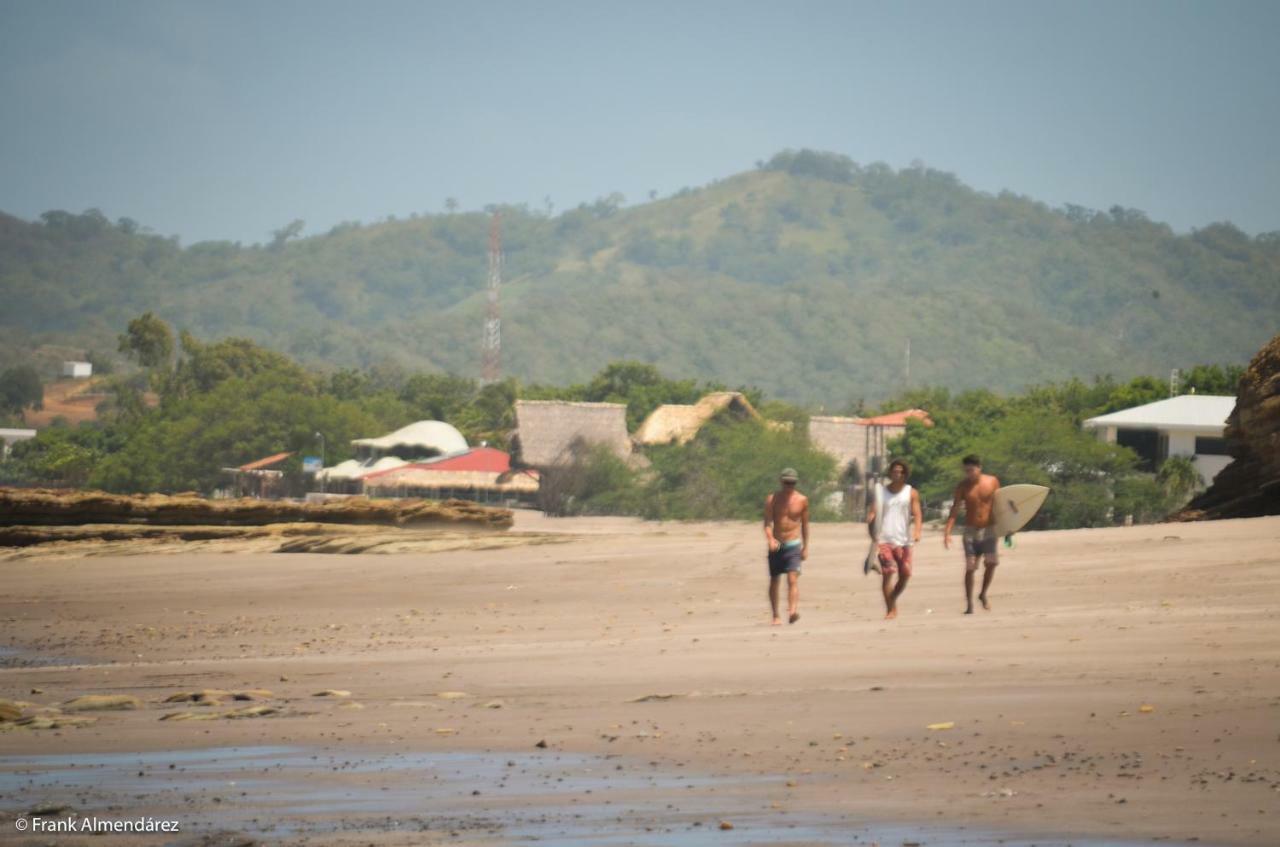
<box><xmin>764</xmin><ymin>467</ymin><xmax>810</xmax><ymax>625</ymax></box>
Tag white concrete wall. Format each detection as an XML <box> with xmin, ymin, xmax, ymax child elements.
<box><xmin>61</xmin><ymin>361</ymin><xmax>92</xmax><ymax>378</ymax></box>
<box><xmin>1194</xmin><ymin>454</ymin><xmax>1231</xmax><ymax>485</ymax></box>
<box><xmin>1164</xmin><ymin>428</ymin><xmax>1229</xmax><ymax>486</ymax></box>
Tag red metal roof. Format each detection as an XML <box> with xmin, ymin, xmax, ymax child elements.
<box><xmin>361</xmin><ymin>447</ymin><xmax>512</xmax><ymax>480</ymax></box>
<box><xmin>238</xmin><ymin>451</ymin><xmax>294</xmax><ymax>471</ymax></box>
<box><xmin>859</xmin><ymin>409</ymin><xmax>933</xmax><ymax>427</ymax></box>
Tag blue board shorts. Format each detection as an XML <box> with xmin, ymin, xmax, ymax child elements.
<box><xmin>768</xmin><ymin>539</ymin><xmax>803</xmax><ymax>577</ymax></box>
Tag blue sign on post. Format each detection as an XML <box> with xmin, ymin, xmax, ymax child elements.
<box><xmin>302</xmin><ymin>456</ymin><xmax>323</xmax><ymax>473</ymax></box>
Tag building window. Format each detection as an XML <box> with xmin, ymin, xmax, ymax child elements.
<box><xmin>1115</xmin><ymin>428</ymin><xmax>1166</xmax><ymax>472</ymax></box>
<box><xmin>1194</xmin><ymin>436</ymin><xmax>1229</xmax><ymax>456</ymax></box>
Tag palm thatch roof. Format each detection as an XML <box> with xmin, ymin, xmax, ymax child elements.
<box><xmin>634</xmin><ymin>392</ymin><xmax>762</xmax><ymax>446</ymax></box>
<box><xmin>513</xmin><ymin>400</ymin><xmax>631</xmax><ymax>468</ymax></box>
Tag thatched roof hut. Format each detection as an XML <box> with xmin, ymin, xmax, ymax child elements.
<box><xmin>513</xmin><ymin>400</ymin><xmax>631</xmax><ymax>468</ymax></box>
<box><xmin>634</xmin><ymin>391</ymin><xmax>762</xmax><ymax>446</ymax></box>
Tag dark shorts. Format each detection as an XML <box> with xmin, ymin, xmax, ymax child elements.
<box><xmin>963</xmin><ymin>526</ymin><xmax>999</xmax><ymax>570</ymax></box>
<box><xmin>768</xmin><ymin>543</ymin><xmax>803</xmax><ymax>578</ymax></box>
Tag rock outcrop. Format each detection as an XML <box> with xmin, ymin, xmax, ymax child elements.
<box><xmin>1177</xmin><ymin>333</ymin><xmax>1280</xmax><ymax>520</ymax></box>
<box><xmin>0</xmin><ymin>488</ymin><xmax>512</xmax><ymax>530</ymax></box>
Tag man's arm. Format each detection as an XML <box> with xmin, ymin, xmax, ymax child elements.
<box><xmin>943</xmin><ymin>484</ymin><xmax>963</xmax><ymax>548</ymax></box>
<box><xmin>763</xmin><ymin>494</ymin><xmax>779</xmax><ymax>551</ymax></box>
<box><xmin>911</xmin><ymin>488</ymin><xmax>924</xmax><ymax>544</ymax></box>
<box><xmin>865</xmin><ymin>496</ymin><xmax>878</xmax><ymax>540</ymax></box>
<box><xmin>800</xmin><ymin>497</ymin><xmax>810</xmax><ymax>560</ymax></box>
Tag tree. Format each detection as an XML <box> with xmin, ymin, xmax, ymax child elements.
<box><xmin>445</xmin><ymin>197</ymin><xmax>459</xmax><ymax>214</ymax></box>
<box><xmin>117</xmin><ymin>312</ymin><xmax>174</xmax><ymax>370</ymax></box>
<box><xmin>167</xmin><ymin>333</ymin><xmax>308</xmax><ymax>399</ymax></box>
<box><xmin>1157</xmin><ymin>455</ymin><xmax>1202</xmax><ymax>506</ymax></box>
<box><xmin>0</xmin><ymin>366</ymin><xmax>43</xmax><ymax>416</ymax></box>
<box><xmin>269</xmin><ymin>219</ymin><xmax>305</xmax><ymax>250</ymax></box>
<box><xmin>1181</xmin><ymin>364</ymin><xmax>1244</xmax><ymax>396</ymax></box>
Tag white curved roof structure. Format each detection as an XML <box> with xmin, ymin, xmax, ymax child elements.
<box><xmin>352</xmin><ymin>420</ymin><xmax>468</xmax><ymax>455</ymax></box>
<box><xmin>318</xmin><ymin>456</ymin><xmax>410</xmax><ymax>481</ymax></box>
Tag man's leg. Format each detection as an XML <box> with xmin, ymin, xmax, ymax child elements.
<box><xmin>892</xmin><ymin>572</ymin><xmax>910</xmax><ymax>605</ymax></box>
<box><xmin>881</xmin><ymin>569</ymin><xmax>896</xmax><ymax>617</ymax></box>
<box><xmin>964</xmin><ymin>558</ymin><xmax>978</xmax><ymax>614</ymax></box>
<box><xmin>889</xmin><ymin>548</ymin><xmax>912</xmax><ymax>617</ymax></box>
<box><xmin>787</xmin><ymin>571</ymin><xmax>800</xmax><ymax>624</ymax></box>
<box><xmin>978</xmin><ymin>563</ymin><xmax>996</xmax><ymax>610</ymax></box>
<box><xmin>769</xmin><ymin>574</ymin><xmax>782</xmax><ymax>625</ymax></box>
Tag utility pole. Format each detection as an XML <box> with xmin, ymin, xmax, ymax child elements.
<box><xmin>481</xmin><ymin>212</ymin><xmax>503</xmax><ymax>384</ymax></box>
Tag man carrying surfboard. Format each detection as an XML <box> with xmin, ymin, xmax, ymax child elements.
<box><xmin>866</xmin><ymin>459</ymin><xmax>923</xmax><ymax>620</ymax></box>
<box><xmin>764</xmin><ymin>467</ymin><xmax>809</xmax><ymax>626</ymax></box>
<box><xmin>943</xmin><ymin>454</ymin><xmax>1001</xmax><ymax>614</ymax></box>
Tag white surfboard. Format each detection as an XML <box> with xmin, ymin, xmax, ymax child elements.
<box><xmin>864</xmin><ymin>481</ymin><xmax>885</xmax><ymax>575</ymax></box>
<box><xmin>991</xmin><ymin>484</ymin><xmax>1050</xmax><ymax>537</ymax></box>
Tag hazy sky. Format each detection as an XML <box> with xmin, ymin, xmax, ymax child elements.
<box><xmin>2</xmin><ymin>0</ymin><xmax>1277</xmax><ymax>245</ymax></box>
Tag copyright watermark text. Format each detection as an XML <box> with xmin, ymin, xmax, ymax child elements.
<box><xmin>15</xmin><ymin>815</ymin><xmax>181</xmax><ymax>834</ymax></box>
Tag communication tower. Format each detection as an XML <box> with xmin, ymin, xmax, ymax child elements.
<box><xmin>482</xmin><ymin>212</ymin><xmax>503</xmax><ymax>383</ymax></box>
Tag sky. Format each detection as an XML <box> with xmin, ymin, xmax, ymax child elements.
<box><xmin>1</xmin><ymin>0</ymin><xmax>1277</xmax><ymax>246</ymax></box>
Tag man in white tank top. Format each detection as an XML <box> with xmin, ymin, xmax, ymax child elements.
<box><xmin>866</xmin><ymin>459</ymin><xmax>923</xmax><ymax>620</ymax></box>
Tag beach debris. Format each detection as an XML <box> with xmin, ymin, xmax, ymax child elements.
<box><xmin>927</xmin><ymin>722</ymin><xmax>956</xmax><ymax>731</ymax></box>
<box><xmin>436</xmin><ymin>691</ymin><xmax>468</xmax><ymax>699</ymax></box>
<box><xmin>163</xmin><ymin>689</ymin><xmax>273</xmax><ymax>705</ymax></box>
<box><xmin>435</xmin><ymin>727</ymin><xmax>458</xmax><ymax>735</ymax></box>
<box><xmin>0</xmin><ymin>698</ymin><xmax>23</xmax><ymax>721</ymax></box>
<box><xmin>482</xmin><ymin>700</ymin><xmax>505</xmax><ymax>709</ymax></box>
<box><xmin>719</xmin><ymin>820</ymin><xmax>735</xmax><ymax>830</ymax></box>
<box><xmin>339</xmin><ymin>701</ymin><xmax>364</xmax><ymax>710</ymax></box>
<box><xmin>1139</xmin><ymin>704</ymin><xmax>1156</xmax><ymax>713</ymax></box>
<box><xmin>2</xmin><ymin>714</ymin><xmax>96</xmax><ymax>731</ymax></box>
<box><xmin>24</xmin><ymin>805</ymin><xmax>74</xmax><ymax>819</ymax></box>
<box><xmin>62</xmin><ymin>694</ymin><xmax>141</xmax><ymax>712</ymax></box>
<box><xmin>223</xmin><ymin>705</ymin><xmax>278</xmax><ymax>719</ymax></box>
<box><xmin>161</xmin><ymin>704</ymin><xmax>278</xmax><ymax>721</ymax></box>
<box><xmin>535</xmin><ymin>739</ymin><xmax>548</xmax><ymax>748</ymax></box>
<box><xmin>312</xmin><ymin>689</ymin><xmax>351</xmax><ymax>698</ymax></box>
<box><xmin>630</xmin><ymin>693</ymin><xmax>681</xmax><ymax>703</ymax></box>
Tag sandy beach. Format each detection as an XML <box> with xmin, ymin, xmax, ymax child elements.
<box><xmin>2</xmin><ymin>513</ymin><xmax>1278</xmax><ymax>846</ymax></box>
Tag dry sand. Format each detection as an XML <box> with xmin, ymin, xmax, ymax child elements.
<box><xmin>2</xmin><ymin>513</ymin><xmax>1278</xmax><ymax>845</ymax></box>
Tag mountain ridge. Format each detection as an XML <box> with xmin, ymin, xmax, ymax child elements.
<box><xmin>2</xmin><ymin>151</ymin><xmax>1276</xmax><ymax>404</ymax></box>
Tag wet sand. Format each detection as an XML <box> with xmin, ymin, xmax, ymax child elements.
<box><xmin>2</xmin><ymin>514</ymin><xmax>1278</xmax><ymax>845</ymax></box>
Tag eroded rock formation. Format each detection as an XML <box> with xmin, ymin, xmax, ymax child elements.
<box><xmin>1178</xmin><ymin>333</ymin><xmax>1280</xmax><ymax>520</ymax></box>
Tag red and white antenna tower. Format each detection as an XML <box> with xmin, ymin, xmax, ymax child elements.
<box><xmin>481</xmin><ymin>212</ymin><xmax>503</xmax><ymax>384</ymax></box>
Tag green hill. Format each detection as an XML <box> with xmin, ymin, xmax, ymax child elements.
<box><xmin>3</xmin><ymin>150</ymin><xmax>1277</xmax><ymax>405</ymax></box>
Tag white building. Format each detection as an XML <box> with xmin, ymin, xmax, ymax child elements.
<box><xmin>316</xmin><ymin>420</ymin><xmax>470</xmax><ymax>491</ymax></box>
<box><xmin>1082</xmin><ymin>395</ymin><xmax>1235</xmax><ymax>486</ymax></box>
<box><xmin>61</xmin><ymin>361</ymin><xmax>92</xmax><ymax>378</ymax></box>
<box><xmin>0</xmin><ymin>428</ymin><xmax>37</xmax><ymax>460</ymax></box>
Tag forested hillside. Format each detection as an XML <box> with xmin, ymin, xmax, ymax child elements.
<box><xmin>3</xmin><ymin>150</ymin><xmax>1276</xmax><ymax>405</ymax></box>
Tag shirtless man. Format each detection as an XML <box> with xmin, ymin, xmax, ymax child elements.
<box><xmin>866</xmin><ymin>459</ymin><xmax>923</xmax><ymax>620</ymax></box>
<box><xmin>763</xmin><ymin>467</ymin><xmax>809</xmax><ymax>626</ymax></box>
<box><xmin>943</xmin><ymin>454</ymin><xmax>1001</xmax><ymax>614</ymax></box>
